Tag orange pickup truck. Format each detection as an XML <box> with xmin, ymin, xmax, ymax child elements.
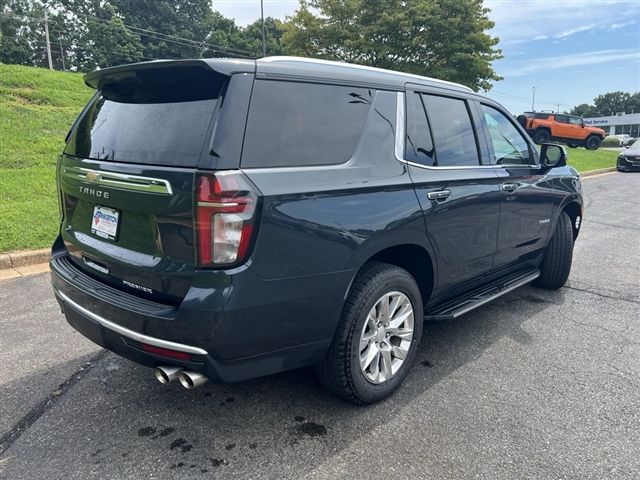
<box><xmin>517</xmin><ymin>112</ymin><xmax>606</xmax><ymax>150</ymax></box>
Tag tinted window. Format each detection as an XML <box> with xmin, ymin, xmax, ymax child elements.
<box><xmin>534</xmin><ymin>113</ymin><xmax>550</xmax><ymax>119</ymax></box>
<box><xmin>242</xmin><ymin>81</ymin><xmax>372</xmax><ymax>168</ymax></box>
<box><xmin>64</xmin><ymin>66</ymin><xmax>225</xmax><ymax>167</ymax></box>
<box><xmin>421</xmin><ymin>95</ymin><xmax>480</xmax><ymax>167</ymax></box>
<box><xmin>481</xmin><ymin>104</ymin><xmax>533</xmax><ymax>165</ymax></box>
<box><xmin>405</xmin><ymin>92</ymin><xmax>434</xmax><ymax>165</ymax></box>
<box><xmin>555</xmin><ymin>115</ymin><xmax>569</xmax><ymax>123</ymax></box>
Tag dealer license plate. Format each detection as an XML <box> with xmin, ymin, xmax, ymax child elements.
<box><xmin>91</xmin><ymin>205</ymin><xmax>119</xmax><ymax>240</ymax></box>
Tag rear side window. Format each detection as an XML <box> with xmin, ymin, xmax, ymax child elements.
<box><xmin>405</xmin><ymin>92</ymin><xmax>435</xmax><ymax>166</ymax></box>
<box><xmin>421</xmin><ymin>94</ymin><xmax>480</xmax><ymax>167</ymax></box>
<box><xmin>64</xmin><ymin>66</ymin><xmax>226</xmax><ymax>167</ymax></box>
<box><xmin>241</xmin><ymin>81</ymin><xmax>372</xmax><ymax>168</ymax></box>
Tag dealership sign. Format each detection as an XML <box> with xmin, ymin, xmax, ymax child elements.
<box><xmin>583</xmin><ymin>113</ymin><xmax>640</xmax><ymax>127</ymax></box>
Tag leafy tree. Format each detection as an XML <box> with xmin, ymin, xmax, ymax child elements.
<box><xmin>0</xmin><ymin>0</ymin><xmax>66</xmax><ymax>68</ymax></box>
<box><xmin>110</xmin><ymin>0</ymin><xmax>218</xmax><ymax>59</ymax></box>
<box><xmin>570</xmin><ymin>91</ymin><xmax>640</xmax><ymax>117</ymax></box>
<box><xmin>283</xmin><ymin>0</ymin><xmax>502</xmax><ymax>91</ymax></box>
<box><xmin>50</xmin><ymin>0</ymin><xmax>144</xmax><ymax>70</ymax></box>
<box><xmin>593</xmin><ymin>91</ymin><xmax>640</xmax><ymax>116</ymax></box>
<box><xmin>569</xmin><ymin>103</ymin><xmax>599</xmax><ymax>118</ymax></box>
<box><xmin>238</xmin><ymin>17</ymin><xmax>286</xmax><ymax>56</ymax></box>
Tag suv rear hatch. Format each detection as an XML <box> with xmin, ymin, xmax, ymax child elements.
<box><xmin>58</xmin><ymin>60</ymin><xmax>242</xmax><ymax>303</ymax></box>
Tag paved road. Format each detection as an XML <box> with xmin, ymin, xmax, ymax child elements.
<box><xmin>1</xmin><ymin>172</ymin><xmax>638</xmax><ymax>479</ymax></box>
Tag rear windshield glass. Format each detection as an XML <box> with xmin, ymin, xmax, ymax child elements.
<box><xmin>64</xmin><ymin>66</ymin><xmax>226</xmax><ymax>167</ymax></box>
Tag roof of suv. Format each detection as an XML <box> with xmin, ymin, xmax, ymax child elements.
<box><xmin>84</xmin><ymin>56</ymin><xmax>475</xmax><ymax>94</ymax></box>
<box><xmin>256</xmin><ymin>56</ymin><xmax>474</xmax><ymax>93</ymax></box>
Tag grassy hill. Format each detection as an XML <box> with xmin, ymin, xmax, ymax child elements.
<box><xmin>0</xmin><ymin>64</ymin><xmax>92</xmax><ymax>251</ymax></box>
<box><xmin>0</xmin><ymin>63</ymin><xmax>622</xmax><ymax>253</ymax></box>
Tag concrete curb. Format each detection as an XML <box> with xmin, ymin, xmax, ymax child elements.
<box><xmin>580</xmin><ymin>167</ymin><xmax>617</xmax><ymax>177</ymax></box>
<box><xmin>0</xmin><ymin>248</ymin><xmax>50</xmax><ymax>269</ymax></box>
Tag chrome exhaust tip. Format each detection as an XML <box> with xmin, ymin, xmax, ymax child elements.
<box><xmin>178</xmin><ymin>371</ymin><xmax>208</xmax><ymax>389</ymax></box>
<box><xmin>154</xmin><ymin>366</ymin><xmax>182</xmax><ymax>385</ymax></box>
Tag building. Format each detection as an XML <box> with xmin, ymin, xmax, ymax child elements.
<box><xmin>583</xmin><ymin>112</ymin><xmax>640</xmax><ymax>136</ymax></box>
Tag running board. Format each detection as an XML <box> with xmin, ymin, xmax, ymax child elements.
<box><xmin>424</xmin><ymin>269</ymin><xmax>540</xmax><ymax>321</ymax></box>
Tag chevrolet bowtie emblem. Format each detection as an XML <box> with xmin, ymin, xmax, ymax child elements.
<box><xmin>86</xmin><ymin>171</ymin><xmax>101</xmax><ymax>183</ymax></box>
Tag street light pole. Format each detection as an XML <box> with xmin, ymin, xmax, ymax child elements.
<box><xmin>260</xmin><ymin>0</ymin><xmax>266</xmax><ymax>57</ymax></box>
<box><xmin>531</xmin><ymin>86</ymin><xmax>537</xmax><ymax>111</ymax></box>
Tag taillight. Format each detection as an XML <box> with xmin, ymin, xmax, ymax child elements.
<box><xmin>195</xmin><ymin>171</ymin><xmax>259</xmax><ymax>267</ymax></box>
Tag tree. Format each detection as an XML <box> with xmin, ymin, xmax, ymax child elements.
<box><xmin>0</xmin><ymin>0</ymin><xmax>67</xmax><ymax>68</ymax></box>
<box><xmin>593</xmin><ymin>91</ymin><xmax>640</xmax><ymax>116</ymax></box>
<box><xmin>110</xmin><ymin>0</ymin><xmax>219</xmax><ymax>60</ymax></box>
<box><xmin>569</xmin><ymin>103</ymin><xmax>599</xmax><ymax>118</ymax></box>
<box><xmin>238</xmin><ymin>17</ymin><xmax>286</xmax><ymax>57</ymax></box>
<box><xmin>570</xmin><ymin>91</ymin><xmax>640</xmax><ymax>117</ymax></box>
<box><xmin>282</xmin><ymin>0</ymin><xmax>502</xmax><ymax>91</ymax></box>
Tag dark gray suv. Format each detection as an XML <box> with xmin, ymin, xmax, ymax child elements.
<box><xmin>51</xmin><ymin>57</ymin><xmax>583</xmax><ymax>404</ymax></box>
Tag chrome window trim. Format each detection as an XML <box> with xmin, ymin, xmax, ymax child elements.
<box><xmin>62</xmin><ymin>166</ymin><xmax>173</xmax><ymax>195</ymax></box>
<box><xmin>394</xmin><ymin>92</ymin><xmax>539</xmax><ymax>171</ymax></box>
<box><xmin>54</xmin><ymin>289</ymin><xmax>208</xmax><ymax>355</ymax></box>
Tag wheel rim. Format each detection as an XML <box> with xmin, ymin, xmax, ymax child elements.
<box><xmin>358</xmin><ymin>291</ymin><xmax>414</xmax><ymax>384</ymax></box>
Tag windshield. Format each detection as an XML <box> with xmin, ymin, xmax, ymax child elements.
<box><xmin>64</xmin><ymin>66</ymin><xmax>226</xmax><ymax>167</ymax></box>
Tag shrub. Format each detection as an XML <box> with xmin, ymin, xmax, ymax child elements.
<box><xmin>602</xmin><ymin>136</ymin><xmax>621</xmax><ymax>147</ymax></box>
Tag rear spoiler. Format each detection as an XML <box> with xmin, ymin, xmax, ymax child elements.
<box><xmin>83</xmin><ymin>58</ymin><xmax>256</xmax><ymax>90</ymax></box>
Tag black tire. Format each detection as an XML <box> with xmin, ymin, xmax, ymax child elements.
<box><xmin>315</xmin><ymin>262</ymin><xmax>424</xmax><ymax>404</ymax></box>
<box><xmin>534</xmin><ymin>211</ymin><xmax>573</xmax><ymax>290</ymax></box>
<box><xmin>533</xmin><ymin>129</ymin><xmax>551</xmax><ymax>144</ymax></box>
<box><xmin>585</xmin><ymin>135</ymin><xmax>602</xmax><ymax>150</ymax></box>
<box><xmin>567</xmin><ymin>142</ymin><xmax>579</xmax><ymax>148</ymax></box>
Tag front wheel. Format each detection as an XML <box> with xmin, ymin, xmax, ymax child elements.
<box><xmin>534</xmin><ymin>211</ymin><xmax>574</xmax><ymax>290</ymax></box>
<box><xmin>315</xmin><ymin>262</ymin><xmax>423</xmax><ymax>404</ymax></box>
<box><xmin>585</xmin><ymin>135</ymin><xmax>602</xmax><ymax>150</ymax></box>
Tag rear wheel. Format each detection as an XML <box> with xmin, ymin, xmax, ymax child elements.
<box><xmin>533</xmin><ymin>129</ymin><xmax>551</xmax><ymax>144</ymax></box>
<box><xmin>585</xmin><ymin>135</ymin><xmax>602</xmax><ymax>150</ymax></box>
<box><xmin>315</xmin><ymin>262</ymin><xmax>423</xmax><ymax>404</ymax></box>
<box><xmin>534</xmin><ymin>211</ymin><xmax>574</xmax><ymax>290</ymax></box>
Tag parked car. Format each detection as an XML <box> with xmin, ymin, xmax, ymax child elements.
<box><xmin>50</xmin><ymin>57</ymin><xmax>583</xmax><ymax>404</ymax></box>
<box><xmin>617</xmin><ymin>134</ymin><xmax>631</xmax><ymax>146</ymax></box>
<box><xmin>617</xmin><ymin>139</ymin><xmax>640</xmax><ymax>171</ymax></box>
<box><xmin>517</xmin><ymin>112</ymin><xmax>605</xmax><ymax>149</ymax></box>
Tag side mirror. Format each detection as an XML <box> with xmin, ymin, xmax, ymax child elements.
<box><xmin>540</xmin><ymin>143</ymin><xmax>567</xmax><ymax>169</ymax></box>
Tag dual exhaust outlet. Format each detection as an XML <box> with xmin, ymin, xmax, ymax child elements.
<box><xmin>154</xmin><ymin>366</ymin><xmax>208</xmax><ymax>389</ymax></box>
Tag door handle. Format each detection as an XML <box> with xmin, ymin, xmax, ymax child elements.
<box><xmin>502</xmin><ymin>182</ymin><xmax>519</xmax><ymax>192</ymax></box>
<box><xmin>427</xmin><ymin>189</ymin><xmax>452</xmax><ymax>201</ymax></box>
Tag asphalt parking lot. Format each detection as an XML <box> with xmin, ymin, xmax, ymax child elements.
<box><xmin>1</xmin><ymin>172</ymin><xmax>638</xmax><ymax>479</ymax></box>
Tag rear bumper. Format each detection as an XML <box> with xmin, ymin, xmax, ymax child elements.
<box><xmin>51</xmin><ymin>252</ymin><xmax>350</xmax><ymax>382</ymax></box>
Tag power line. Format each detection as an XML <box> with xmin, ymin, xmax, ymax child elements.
<box><xmin>1</xmin><ymin>10</ymin><xmax>257</xmax><ymax>58</ymax></box>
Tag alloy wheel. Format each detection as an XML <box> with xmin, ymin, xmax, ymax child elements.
<box><xmin>358</xmin><ymin>291</ymin><xmax>414</xmax><ymax>384</ymax></box>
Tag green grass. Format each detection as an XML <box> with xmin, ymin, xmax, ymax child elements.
<box><xmin>565</xmin><ymin>147</ymin><xmax>619</xmax><ymax>173</ymax></box>
<box><xmin>0</xmin><ymin>64</ymin><xmax>92</xmax><ymax>251</ymax></box>
<box><xmin>0</xmin><ymin>63</ymin><xmax>623</xmax><ymax>252</ymax></box>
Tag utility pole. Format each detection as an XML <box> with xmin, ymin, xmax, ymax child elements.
<box><xmin>556</xmin><ymin>103</ymin><xmax>560</xmax><ymax>113</ymax></box>
<box><xmin>531</xmin><ymin>86</ymin><xmax>537</xmax><ymax>111</ymax></box>
<box><xmin>260</xmin><ymin>0</ymin><xmax>266</xmax><ymax>57</ymax></box>
<box><xmin>59</xmin><ymin>37</ymin><xmax>65</xmax><ymax>71</ymax></box>
<box><xmin>43</xmin><ymin>5</ymin><xmax>53</xmax><ymax>70</ymax></box>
